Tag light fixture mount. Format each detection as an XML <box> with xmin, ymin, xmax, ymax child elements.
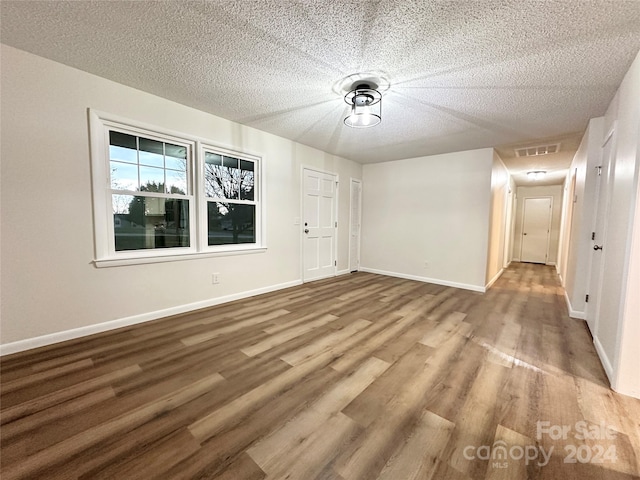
<box><xmin>344</xmin><ymin>83</ymin><xmax>381</xmax><ymax>107</ymax></box>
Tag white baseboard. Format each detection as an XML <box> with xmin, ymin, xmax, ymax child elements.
<box><xmin>0</xmin><ymin>279</ymin><xmax>303</xmax><ymax>356</ymax></box>
<box><xmin>546</xmin><ymin>262</ymin><xmax>557</xmax><ymax>266</ymax></box>
<box><xmin>336</xmin><ymin>268</ymin><xmax>351</xmax><ymax>276</ymax></box>
<box><xmin>611</xmin><ymin>380</ymin><xmax>640</xmax><ymax>400</ymax></box>
<box><xmin>485</xmin><ymin>268</ymin><xmax>504</xmax><ymax>290</ymax></box>
<box><xmin>564</xmin><ymin>291</ymin><xmax>586</xmax><ymax>320</ymax></box>
<box><xmin>593</xmin><ymin>335</ymin><xmax>614</xmax><ymax>384</ymax></box>
<box><xmin>359</xmin><ymin>267</ymin><xmax>485</xmax><ymax>293</ymax></box>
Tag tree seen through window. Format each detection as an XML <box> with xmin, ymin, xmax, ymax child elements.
<box><xmin>204</xmin><ymin>152</ymin><xmax>256</xmax><ymax>245</ymax></box>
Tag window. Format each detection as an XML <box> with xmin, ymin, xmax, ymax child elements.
<box><xmin>204</xmin><ymin>151</ymin><xmax>256</xmax><ymax>245</ymax></box>
<box><xmin>90</xmin><ymin>110</ymin><xmax>263</xmax><ymax>265</ymax></box>
<box><xmin>109</xmin><ymin>131</ymin><xmax>191</xmax><ymax>252</ymax></box>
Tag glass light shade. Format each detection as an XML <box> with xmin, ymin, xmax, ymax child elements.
<box><xmin>344</xmin><ymin>86</ymin><xmax>382</xmax><ymax>128</ymax></box>
<box><xmin>527</xmin><ymin>171</ymin><xmax>546</xmax><ymax>180</ymax></box>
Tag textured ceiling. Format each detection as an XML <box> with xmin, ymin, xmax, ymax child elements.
<box><xmin>2</xmin><ymin>1</ymin><xmax>640</xmax><ymax>182</ymax></box>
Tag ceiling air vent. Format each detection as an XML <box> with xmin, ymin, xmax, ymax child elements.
<box><xmin>515</xmin><ymin>143</ymin><xmax>560</xmax><ymax>157</ymax></box>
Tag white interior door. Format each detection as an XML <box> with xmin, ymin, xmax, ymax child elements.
<box><xmin>303</xmin><ymin>168</ymin><xmax>337</xmax><ymax>282</ymax></box>
<box><xmin>586</xmin><ymin>130</ymin><xmax>614</xmax><ymax>334</ymax></box>
<box><xmin>520</xmin><ymin>197</ymin><xmax>552</xmax><ymax>263</ymax></box>
<box><xmin>349</xmin><ymin>179</ymin><xmax>362</xmax><ymax>272</ymax></box>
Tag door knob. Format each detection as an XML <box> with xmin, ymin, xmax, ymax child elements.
<box><xmin>304</xmin><ymin>229</ymin><xmax>309</xmax><ymax>234</ymax></box>
<box><xmin>593</xmin><ymin>244</ymin><xmax>603</xmax><ymax>251</ymax></box>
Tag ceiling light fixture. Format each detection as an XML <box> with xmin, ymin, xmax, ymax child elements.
<box><xmin>527</xmin><ymin>171</ymin><xmax>546</xmax><ymax>180</ymax></box>
<box><xmin>344</xmin><ymin>83</ymin><xmax>382</xmax><ymax>128</ymax></box>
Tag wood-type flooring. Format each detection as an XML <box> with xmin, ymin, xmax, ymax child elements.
<box><xmin>1</xmin><ymin>263</ymin><xmax>639</xmax><ymax>479</ymax></box>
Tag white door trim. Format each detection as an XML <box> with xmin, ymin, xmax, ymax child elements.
<box><xmin>503</xmin><ymin>185</ymin><xmax>515</xmax><ymax>268</ymax></box>
<box><xmin>349</xmin><ymin>178</ymin><xmax>362</xmax><ymax>272</ymax></box>
<box><xmin>586</xmin><ymin>124</ymin><xmax>616</xmax><ymax>338</ymax></box>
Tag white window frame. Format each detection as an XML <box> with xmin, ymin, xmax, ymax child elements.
<box><xmin>199</xmin><ymin>143</ymin><xmax>262</xmax><ymax>253</ymax></box>
<box><xmin>89</xmin><ymin>109</ymin><xmax>265</xmax><ymax>267</ymax></box>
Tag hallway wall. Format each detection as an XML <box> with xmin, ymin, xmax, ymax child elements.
<box><xmin>485</xmin><ymin>151</ymin><xmax>510</xmax><ymax>287</ymax></box>
<box><xmin>559</xmin><ymin>117</ymin><xmax>604</xmax><ymax>317</ymax></box>
<box><xmin>594</xmin><ymin>49</ymin><xmax>640</xmax><ymax>398</ymax></box>
<box><xmin>559</xmin><ymin>50</ymin><xmax>640</xmax><ymax>399</ymax></box>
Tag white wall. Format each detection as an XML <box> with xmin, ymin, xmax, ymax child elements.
<box><xmin>558</xmin><ymin>50</ymin><xmax>640</xmax><ymax>398</ymax></box>
<box><xmin>559</xmin><ymin>117</ymin><xmax>604</xmax><ymax>317</ymax></box>
<box><xmin>0</xmin><ymin>45</ymin><xmax>362</xmax><ymax>350</ymax></box>
<box><xmin>512</xmin><ymin>185</ymin><xmax>563</xmax><ymax>265</ymax></box>
<box><xmin>594</xmin><ymin>50</ymin><xmax>640</xmax><ymax>398</ymax></box>
<box><xmin>486</xmin><ymin>151</ymin><xmax>510</xmax><ymax>286</ymax></box>
<box><xmin>618</xmin><ymin>162</ymin><xmax>640</xmax><ymax>398</ymax></box>
<box><xmin>360</xmin><ymin>148</ymin><xmax>494</xmax><ymax>292</ymax></box>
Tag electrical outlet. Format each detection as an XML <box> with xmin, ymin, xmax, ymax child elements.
<box><xmin>212</xmin><ymin>273</ymin><xmax>220</xmax><ymax>284</ymax></box>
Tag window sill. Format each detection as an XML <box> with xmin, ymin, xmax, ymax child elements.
<box><xmin>93</xmin><ymin>246</ymin><xmax>267</xmax><ymax>268</ymax></box>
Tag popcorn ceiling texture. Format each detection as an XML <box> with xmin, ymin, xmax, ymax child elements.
<box><xmin>1</xmin><ymin>0</ymin><xmax>639</xmax><ymax>167</ymax></box>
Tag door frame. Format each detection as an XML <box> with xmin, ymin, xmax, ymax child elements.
<box><xmin>503</xmin><ymin>186</ymin><xmax>516</xmax><ymax>268</ymax></box>
<box><xmin>300</xmin><ymin>166</ymin><xmax>339</xmax><ymax>282</ymax></box>
<box><xmin>586</xmin><ymin>124</ymin><xmax>616</xmax><ymax>336</ymax></box>
<box><xmin>349</xmin><ymin>178</ymin><xmax>362</xmax><ymax>272</ymax></box>
<box><xmin>519</xmin><ymin>196</ymin><xmax>553</xmax><ymax>264</ymax></box>
<box><xmin>559</xmin><ymin>168</ymin><xmax>578</xmax><ymax>285</ymax></box>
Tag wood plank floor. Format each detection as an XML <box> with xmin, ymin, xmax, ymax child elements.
<box><xmin>1</xmin><ymin>263</ymin><xmax>639</xmax><ymax>479</ymax></box>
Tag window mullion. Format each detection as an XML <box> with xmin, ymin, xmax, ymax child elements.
<box><xmin>195</xmin><ymin>141</ymin><xmax>206</xmax><ymax>252</ymax></box>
